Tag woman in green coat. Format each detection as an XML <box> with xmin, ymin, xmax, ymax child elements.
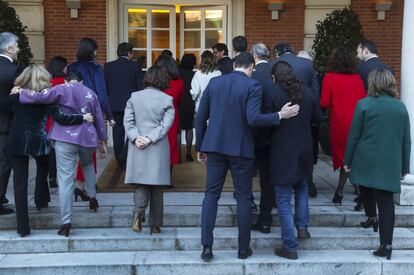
<box><xmin>344</xmin><ymin>68</ymin><xmax>411</xmax><ymax>260</ymax></box>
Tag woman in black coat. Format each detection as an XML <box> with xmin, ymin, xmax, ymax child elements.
<box><xmin>178</xmin><ymin>53</ymin><xmax>196</xmax><ymax>161</ymax></box>
<box><xmin>265</xmin><ymin>61</ymin><xmax>323</xmax><ymax>260</ymax></box>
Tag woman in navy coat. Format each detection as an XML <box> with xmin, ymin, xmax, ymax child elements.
<box><xmin>265</xmin><ymin>61</ymin><xmax>323</xmax><ymax>259</ymax></box>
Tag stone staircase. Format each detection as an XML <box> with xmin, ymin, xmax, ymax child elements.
<box><xmin>0</xmin><ymin>192</ymin><xmax>414</xmax><ymax>274</ymax></box>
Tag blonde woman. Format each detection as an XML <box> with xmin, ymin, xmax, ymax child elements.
<box><xmin>1</xmin><ymin>64</ymin><xmax>90</xmax><ymax>237</ymax></box>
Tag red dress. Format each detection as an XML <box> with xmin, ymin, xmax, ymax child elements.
<box><xmin>164</xmin><ymin>79</ymin><xmax>184</xmax><ymax>165</ymax></box>
<box><xmin>320</xmin><ymin>72</ymin><xmax>366</xmax><ymax>170</ymax></box>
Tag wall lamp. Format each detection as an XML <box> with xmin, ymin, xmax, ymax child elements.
<box><xmin>66</xmin><ymin>0</ymin><xmax>81</xmax><ymax>19</ymax></box>
<box><xmin>375</xmin><ymin>2</ymin><xmax>392</xmax><ymax>21</ymax></box>
<box><xmin>268</xmin><ymin>2</ymin><xmax>283</xmax><ymax>20</ymax></box>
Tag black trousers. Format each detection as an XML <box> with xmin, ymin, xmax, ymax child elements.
<box><xmin>9</xmin><ymin>154</ymin><xmax>50</xmax><ymax>234</ymax></box>
<box><xmin>113</xmin><ymin>112</ymin><xmax>128</xmax><ymax>166</ymax></box>
<box><xmin>0</xmin><ymin>134</ymin><xmax>12</xmax><ymax>201</ymax></box>
<box><xmin>201</xmin><ymin>152</ymin><xmax>254</xmax><ymax>250</ymax></box>
<box><xmin>48</xmin><ymin>147</ymin><xmax>57</xmax><ymax>184</ymax></box>
<box><xmin>256</xmin><ymin>146</ymin><xmax>274</xmax><ymax>226</ymax></box>
<box><xmin>359</xmin><ymin>185</ymin><xmax>395</xmax><ymax>245</ymax></box>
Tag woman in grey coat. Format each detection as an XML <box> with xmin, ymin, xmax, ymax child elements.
<box><xmin>124</xmin><ymin>66</ymin><xmax>175</xmax><ymax>234</ymax></box>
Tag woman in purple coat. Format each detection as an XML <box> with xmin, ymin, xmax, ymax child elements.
<box><xmin>17</xmin><ymin>71</ymin><xmax>108</xmax><ymax>237</ymax></box>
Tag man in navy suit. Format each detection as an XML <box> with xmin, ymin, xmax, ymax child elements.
<box><xmin>272</xmin><ymin>42</ymin><xmax>320</xmax><ymax>197</ymax></box>
<box><xmin>196</xmin><ymin>52</ymin><xmax>299</xmax><ymax>261</ymax></box>
<box><xmin>104</xmin><ymin>42</ymin><xmax>143</xmax><ymax>167</ymax></box>
<box><xmin>250</xmin><ymin>43</ymin><xmax>275</xmax><ymax>234</ymax></box>
<box><xmin>357</xmin><ymin>40</ymin><xmax>394</xmax><ymax>91</ymax></box>
<box><xmin>0</xmin><ymin>32</ymin><xmax>20</xmax><ymax>215</ymax></box>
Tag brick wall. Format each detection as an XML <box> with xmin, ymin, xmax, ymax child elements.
<box><xmin>245</xmin><ymin>0</ymin><xmax>305</xmax><ymax>58</ymax></box>
<box><xmin>351</xmin><ymin>0</ymin><xmax>403</xmax><ymax>83</ymax></box>
<box><xmin>44</xmin><ymin>0</ymin><xmax>107</xmax><ymax>65</ymax></box>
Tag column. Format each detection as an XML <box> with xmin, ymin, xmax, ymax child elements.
<box><xmin>397</xmin><ymin>0</ymin><xmax>414</xmax><ymax>205</ymax></box>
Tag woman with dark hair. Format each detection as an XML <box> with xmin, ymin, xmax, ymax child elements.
<box><xmin>155</xmin><ymin>55</ymin><xmax>183</xmax><ymax>168</ymax></box>
<box><xmin>190</xmin><ymin>51</ymin><xmax>221</xmax><ymax>112</ymax></box>
<box><xmin>179</xmin><ymin>53</ymin><xmax>197</xmax><ymax>161</ymax></box>
<box><xmin>320</xmin><ymin>47</ymin><xmax>366</xmax><ymax>207</ymax></box>
<box><xmin>46</xmin><ymin>56</ymin><xmax>68</xmax><ymax>188</ymax></box>
<box><xmin>124</xmin><ymin>65</ymin><xmax>175</xmax><ymax>234</ymax></box>
<box><xmin>267</xmin><ymin>61</ymin><xmax>323</xmax><ymax>260</ymax></box>
<box><xmin>344</xmin><ymin>69</ymin><xmax>410</xmax><ymax>260</ymax></box>
<box><xmin>68</xmin><ymin>37</ymin><xmax>114</xmax><ymax>201</ymax></box>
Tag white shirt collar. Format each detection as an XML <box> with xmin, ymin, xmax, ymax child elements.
<box><xmin>365</xmin><ymin>55</ymin><xmax>379</xmax><ymax>62</ymax></box>
<box><xmin>0</xmin><ymin>54</ymin><xmax>13</xmax><ymax>63</ymax></box>
<box><xmin>255</xmin><ymin>60</ymin><xmax>268</xmax><ymax>65</ymax></box>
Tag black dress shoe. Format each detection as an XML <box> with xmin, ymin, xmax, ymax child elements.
<box><xmin>274</xmin><ymin>247</ymin><xmax>298</xmax><ymax>260</ymax></box>
<box><xmin>1</xmin><ymin>197</ymin><xmax>9</xmax><ymax>204</ymax></box>
<box><xmin>297</xmin><ymin>228</ymin><xmax>311</xmax><ymax>239</ymax></box>
<box><xmin>308</xmin><ymin>182</ymin><xmax>317</xmax><ymax>198</ymax></box>
<box><xmin>201</xmin><ymin>245</ymin><xmax>213</xmax><ymax>262</ymax></box>
<box><xmin>49</xmin><ymin>179</ymin><xmax>58</xmax><ymax>188</ymax></box>
<box><xmin>251</xmin><ymin>223</ymin><xmax>271</xmax><ymax>234</ymax></box>
<box><xmin>238</xmin><ymin>247</ymin><xmax>253</xmax><ymax>259</ymax></box>
<box><xmin>0</xmin><ymin>205</ymin><xmax>13</xmax><ymax>215</ymax></box>
<box><xmin>19</xmin><ymin>231</ymin><xmax>31</xmax><ymax>237</ymax></box>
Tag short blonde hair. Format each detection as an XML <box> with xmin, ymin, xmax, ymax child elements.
<box><xmin>367</xmin><ymin>68</ymin><xmax>398</xmax><ymax>98</ymax></box>
<box><xmin>15</xmin><ymin>64</ymin><xmax>51</xmax><ymax>91</ymax></box>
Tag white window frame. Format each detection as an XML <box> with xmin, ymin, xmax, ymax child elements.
<box><xmin>179</xmin><ymin>6</ymin><xmax>227</xmax><ymax>60</ymax></box>
<box><xmin>122</xmin><ymin>4</ymin><xmax>176</xmax><ymax>68</ymax></box>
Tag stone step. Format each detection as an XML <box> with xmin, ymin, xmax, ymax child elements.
<box><xmin>0</xmin><ymin>227</ymin><xmax>413</xmax><ymax>255</ymax></box>
<box><xmin>0</xmin><ymin>250</ymin><xmax>412</xmax><ymax>275</ymax></box>
<box><xmin>1</xmin><ymin>205</ymin><xmax>414</xmax><ymax>229</ymax></box>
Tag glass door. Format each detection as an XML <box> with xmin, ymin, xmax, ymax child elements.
<box><xmin>124</xmin><ymin>5</ymin><xmax>176</xmax><ymax>68</ymax></box>
<box><xmin>180</xmin><ymin>6</ymin><xmax>227</xmax><ymax>64</ymax></box>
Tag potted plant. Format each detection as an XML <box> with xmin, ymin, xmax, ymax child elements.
<box><xmin>312</xmin><ymin>8</ymin><xmax>364</xmax><ymax>155</ymax></box>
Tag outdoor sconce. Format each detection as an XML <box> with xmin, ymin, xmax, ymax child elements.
<box><xmin>268</xmin><ymin>2</ymin><xmax>283</xmax><ymax>20</ymax></box>
<box><xmin>375</xmin><ymin>2</ymin><xmax>392</xmax><ymax>21</ymax></box>
<box><xmin>66</xmin><ymin>0</ymin><xmax>81</xmax><ymax>19</ymax></box>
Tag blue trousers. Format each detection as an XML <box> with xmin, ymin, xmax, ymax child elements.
<box><xmin>201</xmin><ymin>152</ymin><xmax>254</xmax><ymax>250</ymax></box>
<box><xmin>275</xmin><ymin>180</ymin><xmax>309</xmax><ymax>251</ymax></box>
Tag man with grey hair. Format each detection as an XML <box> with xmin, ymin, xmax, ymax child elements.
<box><xmin>0</xmin><ymin>32</ymin><xmax>20</xmax><ymax>215</ymax></box>
<box><xmin>250</xmin><ymin>43</ymin><xmax>275</xmax><ymax>233</ymax></box>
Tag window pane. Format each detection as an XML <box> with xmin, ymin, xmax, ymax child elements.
<box><xmin>184</xmin><ymin>31</ymin><xmax>200</xmax><ymax>48</ymax></box>
<box><xmin>133</xmin><ymin>50</ymin><xmax>147</xmax><ymax>69</ymax></box>
<box><xmin>128</xmin><ymin>30</ymin><xmax>147</xmax><ymax>48</ymax></box>
<box><xmin>205</xmin><ymin>30</ymin><xmax>223</xmax><ymax>49</ymax></box>
<box><xmin>152</xmin><ymin>10</ymin><xmax>170</xmax><ymax>28</ymax></box>
<box><xmin>184</xmin><ymin>11</ymin><xmax>201</xmax><ymax>29</ymax></box>
<box><xmin>205</xmin><ymin>10</ymin><xmax>223</xmax><ymax>28</ymax></box>
<box><xmin>152</xmin><ymin>30</ymin><xmax>170</xmax><ymax>48</ymax></box>
<box><xmin>128</xmin><ymin>8</ymin><xmax>147</xmax><ymax>28</ymax></box>
<box><xmin>183</xmin><ymin>51</ymin><xmax>201</xmax><ymax>66</ymax></box>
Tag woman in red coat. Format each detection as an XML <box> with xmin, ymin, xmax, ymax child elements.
<box><xmin>156</xmin><ymin>55</ymin><xmax>184</xmax><ymax>167</ymax></box>
<box><xmin>320</xmin><ymin>47</ymin><xmax>366</xmax><ymax>206</ymax></box>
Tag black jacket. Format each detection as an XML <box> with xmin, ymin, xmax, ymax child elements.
<box><xmin>271</xmin><ymin>54</ymin><xmax>320</xmax><ymax>97</ymax></box>
<box><xmin>104</xmin><ymin>57</ymin><xmax>143</xmax><ymax>112</ymax></box>
<box><xmin>0</xmin><ymin>94</ymin><xmax>84</xmax><ymax>156</ymax></box>
<box><xmin>265</xmin><ymin>84</ymin><xmax>323</xmax><ymax>185</ymax></box>
<box><xmin>357</xmin><ymin>57</ymin><xmax>394</xmax><ymax>91</ymax></box>
<box><xmin>0</xmin><ymin>56</ymin><xmax>20</xmax><ymax>133</ymax></box>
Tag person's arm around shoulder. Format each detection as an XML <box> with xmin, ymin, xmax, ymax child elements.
<box><xmin>47</xmin><ymin>105</ymin><xmax>93</xmax><ymax>125</ymax></box>
<box><xmin>343</xmin><ymin>101</ymin><xmax>365</xmax><ymax>172</ymax></box>
<box><xmin>16</xmin><ymin>85</ymin><xmax>61</xmax><ymax>105</ymax></box>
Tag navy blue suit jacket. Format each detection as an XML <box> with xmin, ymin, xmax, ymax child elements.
<box><xmin>196</xmin><ymin>71</ymin><xmax>280</xmax><ymax>159</ymax></box>
<box><xmin>271</xmin><ymin>54</ymin><xmax>320</xmax><ymax>97</ymax></box>
<box><xmin>357</xmin><ymin>57</ymin><xmax>394</xmax><ymax>91</ymax></box>
<box><xmin>104</xmin><ymin>57</ymin><xmax>143</xmax><ymax>112</ymax></box>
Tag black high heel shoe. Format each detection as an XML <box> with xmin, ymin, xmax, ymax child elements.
<box><xmin>74</xmin><ymin>188</ymin><xmax>90</xmax><ymax>202</ymax></box>
<box><xmin>35</xmin><ymin>202</ymin><xmax>49</xmax><ymax>211</ymax></box>
<box><xmin>89</xmin><ymin>197</ymin><xmax>99</xmax><ymax>212</ymax></box>
<box><xmin>354</xmin><ymin>196</ymin><xmax>364</xmax><ymax>211</ymax></box>
<box><xmin>332</xmin><ymin>193</ymin><xmax>343</xmax><ymax>205</ymax></box>
<box><xmin>57</xmin><ymin>223</ymin><xmax>71</xmax><ymax>237</ymax></box>
<box><xmin>373</xmin><ymin>244</ymin><xmax>392</xmax><ymax>260</ymax></box>
<box><xmin>360</xmin><ymin>217</ymin><xmax>379</xmax><ymax>232</ymax></box>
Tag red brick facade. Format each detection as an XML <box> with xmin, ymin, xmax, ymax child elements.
<box><xmin>43</xmin><ymin>0</ymin><xmax>403</xmax><ymax>80</ymax></box>
<box><xmin>44</xmin><ymin>0</ymin><xmax>107</xmax><ymax>65</ymax></box>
